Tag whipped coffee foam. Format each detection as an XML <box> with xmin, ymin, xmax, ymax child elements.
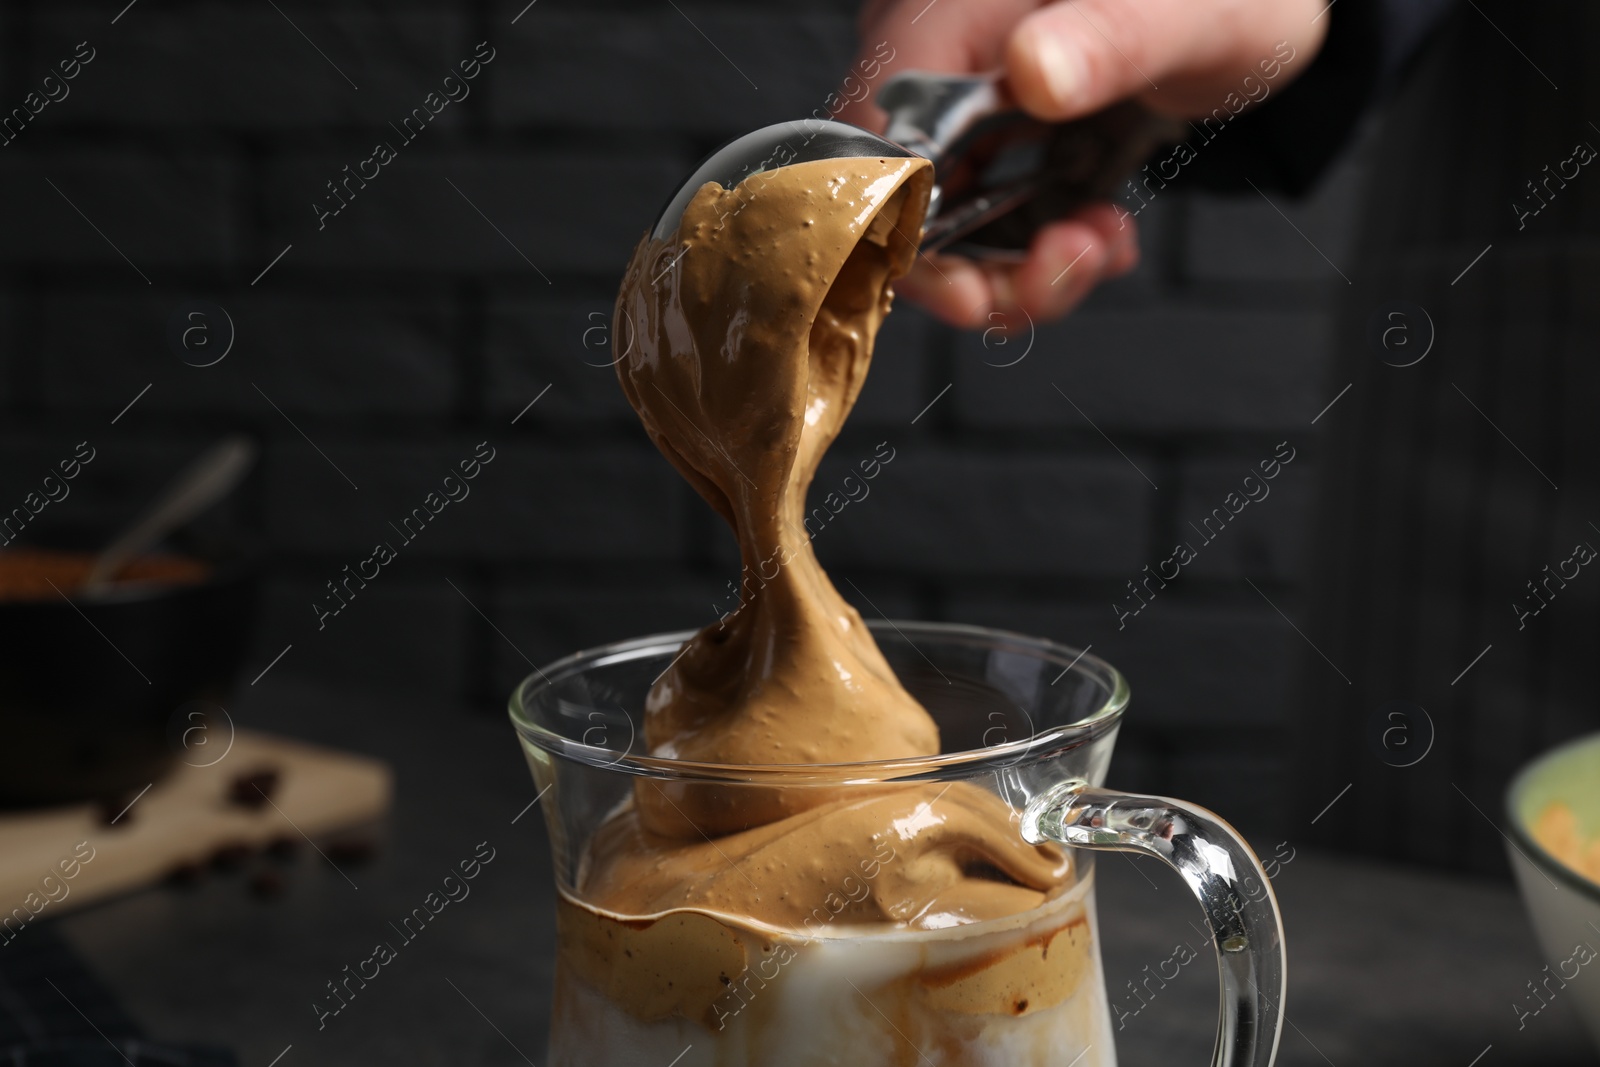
<box><xmin>551</xmin><ymin>872</ymin><xmax>1114</xmax><ymax>1067</ymax></box>
<box><xmin>552</xmin><ymin>152</ymin><xmax>1093</xmax><ymax>1063</ymax></box>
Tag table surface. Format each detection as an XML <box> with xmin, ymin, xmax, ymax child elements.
<box><xmin>58</xmin><ymin>678</ymin><xmax>1597</xmax><ymax>1067</ymax></box>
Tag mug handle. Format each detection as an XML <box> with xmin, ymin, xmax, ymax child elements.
<box><xmin>1022</xmin><ymin>780</ymin><xmax>1287</xmax><ymax>1067</ymax></box>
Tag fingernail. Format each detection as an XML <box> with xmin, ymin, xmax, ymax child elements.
<box><xmin>1051</xmin><ymin>245</ymin><xmax>1102</xmax><ymax>290</ymax></box>
<box><xmin>1030</xmin><ymin>32</ymin><xmax>1084</xmax><ymax>109</ymax></box>
<box><xmin>985</xmin><ymin>266</ymin><xmax>1016</xmax><ymax>313</ymax></box>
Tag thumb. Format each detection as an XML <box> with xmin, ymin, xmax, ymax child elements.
<box><xmin>1004</xmin><ymin>0</ymin><xmax>1234</xmax><ymax>122</ymax></box>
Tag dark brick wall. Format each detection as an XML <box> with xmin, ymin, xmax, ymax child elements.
<box><xmin>0</xmin><ymin>0</ymin><xmax>1369</xmax><ymax>840</ymax></box>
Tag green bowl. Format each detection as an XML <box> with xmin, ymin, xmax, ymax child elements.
<box><xmin>1505</xmin><ymin>731</ymin><xmax>1600</xmax><ymax>1046</ymax></box>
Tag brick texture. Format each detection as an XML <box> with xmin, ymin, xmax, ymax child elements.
<box><xmin>265</xmin><ymin>441</ymin><xmax>688</xmax><ymax>562</ymax></box>
<box><xmin>259</xmin><ymin>574</ymin><xmax>472</xmax><ymax>697</ymax></box>
<box><xmin>0</xmin><ymin>153</ymin><xmax>237</xmax><ymax>268</ymax></box>
<box><xmin>810</xmin><ymin>447</ymin><xmax>1154</xmax><ymax>578</ymax></box>
<box><xmin>1175</xmin><ymin>453</ymin><xmax>1316</xmax><ymax>582</ymax></box>
<box><xmin>0</xmin><ymin>295</ymin><xmax>13</xmax><ymax>405</ymax></box>
<box><xmin>1183</xmin><ymin>152</ymin><xmax>1367</xmax><ymax>283</ymax></box>
<box><xmin>258</xmin><ymin>151</ymin><xmax>684</xmax><ymax>275</ymax></box>
<box><xmin>33</xmin><ymin>9</ymin><xmax>471</xmax><ymax>131</ymax></box>
<box><xmin>941</xmin><ymin>597</ymin><xmax>1297</xmax><ymax>733</ymax></box>
<box><xmin>0</xmin><ymin>0</ymin><xmax>1360</xmax><ymax>817</ymax></box>
<box><xmin>35</xmin><ymin>293</ymin><xmax>458</xmax><ymax>415</ymax></box>
<box><xmin>491</xmin><ymin>11</ymin><xmax>858</xmax><ymax>137</ymax></box>
<box><xmin>951</xmin><ymin>307</ymin><xmax>1331</xmax><ymax>433</ymax></box>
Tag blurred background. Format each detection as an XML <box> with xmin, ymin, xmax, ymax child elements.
<box><xmin>0</xmin><ymin>0</ymin><xmax>1367</xmax><ymax>847</ymax></box>
<box><xmin>3</xmin><ymin>0</ymin><xmax>1600</xmax><ymax>1063</ymax></box>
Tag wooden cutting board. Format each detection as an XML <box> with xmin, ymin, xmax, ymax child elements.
<box><xmin>0</xmin><ymin>730</ymin><xmax>391</xmax><ymax>929</ymax></box>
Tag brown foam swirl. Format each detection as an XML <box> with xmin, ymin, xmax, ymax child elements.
<box><xmin>582</xmin><ymin>782</ymin><xmax>1069</xmax><ymax>931</ymax></box>
<box><xmin>578</xmin><ymin>155</ymin><xmax>1080</xmax><ymax>1030</ymax></box>
<box><xmin>614</xmin><ymin>156</ymin><xmax>939</xmax><ymax>837</ymax></box>
<box><xmin>560</xmin><ymin>782</ymin><xmax>1085</xmax><ymax>1032</ymax></box>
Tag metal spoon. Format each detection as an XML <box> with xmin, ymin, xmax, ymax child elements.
<box><xmin>652</xmin><ymin>72</ymin><xmax>1181</xmax><ymax>259</ymax></box>
<box><xmin>82</xmin><ymin>435</ymin><xmax>258</xmax><ymax>595</ymax></box>
<box><xmin>650</xmin><ymin>119</ymin><xmax>921</xmax><ymax>243</ymax></box>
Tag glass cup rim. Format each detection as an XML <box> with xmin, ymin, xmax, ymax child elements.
<box><xmin>508</xmin><ymin>619</ymin><xmax>1129</xmax><ymax>783</ymax></box>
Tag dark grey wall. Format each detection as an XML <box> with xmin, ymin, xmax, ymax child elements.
<box><xmin>0</xmin><ymin>0</ymin><xmax>1368</xmax><ymax>842</ymax></box>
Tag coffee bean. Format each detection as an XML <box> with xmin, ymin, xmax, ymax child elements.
<box><xmin>326</xmin><ymin>838</ymin><xmax>376</xmax><ymax>864</ymax></box>
<box><xmin>210</xmin><ymin>841</ymin><xmax>253</xmax><ymax>871</ymax></box>
<box><xmin>228</xmin><ymin>767</ymin><xmax>281</xmax><ymax>809</ymax></box>
<box><xmin>249</xmin><ymin>870</ymin><xmax>286</xmax><ymax>899</ymax></box>
<box><xmin>265</xmin><ymin>835</ymin><xmax>299</xmax><ymax>861</ymax></box>
<box><xmin>165</xmin><ymin>861</ymin><xmax>204</xmax><ymax>888</ymax></box>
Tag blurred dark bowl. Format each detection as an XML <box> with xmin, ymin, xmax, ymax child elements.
<box><xmin>0</xmin><ymin>551</ymin><xmax>259</xmax><ymax>807</ymax></box>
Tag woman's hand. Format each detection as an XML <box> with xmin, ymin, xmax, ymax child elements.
<box><xmin>842</xmin><ymin>0</ymin><xmax>1329</xmax><ymax>327</ymax></box>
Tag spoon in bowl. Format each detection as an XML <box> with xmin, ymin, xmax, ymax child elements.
<box><xmin>81</xmin><ymin>435</ymin><xmax>258</xmax><ymax>596</ymax></box>
<box><xmin>652</xmin><ymin>71</ymin><xmax>1180</xmax><ymax>259</ymax></box>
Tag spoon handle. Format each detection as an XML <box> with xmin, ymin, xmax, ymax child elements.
<box><xmin>879</xmin><ymin>70</ymin><xmax>1182</xmax><ymax>258</ymax></box>
<box><xmin>83</xmin><ymin>435</ymin><xmax>258</xmax><ymax>594</ymax></box>
<box><xmin>880</xmin><ymin>71</ymin><xmax>1007</xmax><ymax>162</ymax></box>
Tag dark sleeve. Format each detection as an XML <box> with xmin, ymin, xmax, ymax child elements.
<box><xmin>1187</xmin><ymin>0</ymin><xmax>1458</xmax><ymax>194</ymax></box>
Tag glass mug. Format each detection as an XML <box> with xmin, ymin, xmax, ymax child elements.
<box><xmin>510</xmin><ymin>621</ymin><xmax>1285</xmax><ymax>1066</ymax></box>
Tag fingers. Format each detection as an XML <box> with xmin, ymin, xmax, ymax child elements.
<box><xmin>836</xmin><ymin>0</ymin><xmax>1040</xmax><ymax>130</ymax></box>
<box><xmin>853</xmin><ymin>0</ymin><xmax>1322</xmax><ymax>130</ymax></box>
<box><xmin>1005</xmin><ymin>0</ymin><xmax>1326</xmax><ymax>122</ymax></box>
<box><xmin>1075</xmin><ymin>200</ymin><xmax>1141</xmax><ymax>277</ymax></box>
<box><xmin>895</xmin><ymin>253</ymin><xmax>992</xmax><ymax>328</ymax></box>
<box><xmin>1006</xmin><ymin>0</ymin><xmax>1229</xmax><ymax>121</ymax></box>
<box><xmin>893</xmin><ymin>203</ymin><xmax>1139</xmax><ymax>328</ymax></box>
<box><xmin>1015</xmin><ymin>206</ymin><xmax>1141</xmax><ymax>318</ymax></box>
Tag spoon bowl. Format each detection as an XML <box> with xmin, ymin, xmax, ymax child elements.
<box><xmin>650</xmin><ymin>119</ymin><xmax>921</xmax><ymax>242</ymax></box>
<box><xmin>652</xmin><ymin>80</ymin><xmax>1183</xmax><ymax>258</ymax></box>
